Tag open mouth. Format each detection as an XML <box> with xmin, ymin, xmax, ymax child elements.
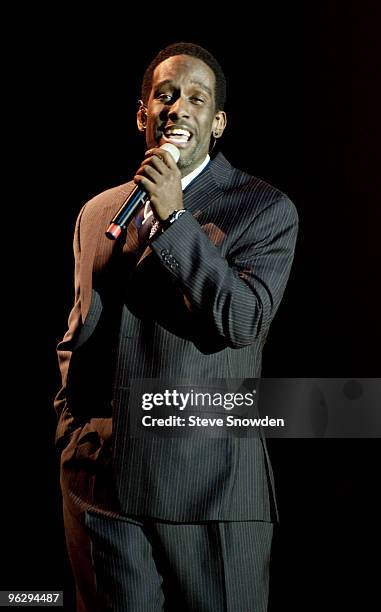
<box><xmin>160</xmin><ymin>126</ymin><xmax>192</xmax><ymax>148</ymax></box>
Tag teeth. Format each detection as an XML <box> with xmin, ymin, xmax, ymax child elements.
<box><xmin>168</xmin><ymin>135</ymin><xmax>188</xmax><ymax>141</ymax></box>
<box><xmin>164</xmin><ymin>128</ymin><xmax>191</xmax><ymax>138</ymax></box>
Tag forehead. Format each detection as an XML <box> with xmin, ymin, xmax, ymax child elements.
<box><xmin>151</xmin><ymin>54</ymin><xmax>216</xmax><ymax>92</ymax></box>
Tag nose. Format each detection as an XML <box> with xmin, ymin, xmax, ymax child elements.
<box><xmin>168</xmin><ymin>95</ymin><xmax>190</xmax><ymax>120</ymax></box>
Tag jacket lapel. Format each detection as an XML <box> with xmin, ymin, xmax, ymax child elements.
<box><xmin>80</xmin><ymin>183</ymin><xmax>137</xmax><ymax>323</ymax></box>
<box><xmin>183</xmin><ymin>153</ymin><xmax>229</xmax><ymax>216</ymax></box>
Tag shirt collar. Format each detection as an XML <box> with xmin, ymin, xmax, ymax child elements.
<box><xmin>181</xmin><ymin>155</ymin><xmax>210</xmax><ymax>191</ymax></box>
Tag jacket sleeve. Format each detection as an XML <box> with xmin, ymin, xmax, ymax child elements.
<box><xmin>151</xmin><ymin>195</ymin><xmax>298</xmax><ymax>349</ymax></box>
<box><xmin>54</xmin><ymin>207</ymin><xmax>85</xmax><ymax>444</ymax></box>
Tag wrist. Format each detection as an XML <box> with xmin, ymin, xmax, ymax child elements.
<box><xmin>160</xmin><ymin>209</ymin><xmax>186</xmax><ymax>230</ymax></box>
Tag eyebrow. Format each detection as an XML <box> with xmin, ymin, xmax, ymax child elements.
<box><xmin>154</xmin><ymin>79</ymin><xmax>213</xmax><ymax>96</ymax></box>
<box><xmin>190</xmin><ymin>80</ymin><xmax>213</xmax><ymax>96</ymax></box>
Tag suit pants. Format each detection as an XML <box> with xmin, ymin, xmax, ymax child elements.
<box><xmin>63</xmin><ymin>502</ymin><xmax>272</xmax><ymax>612</ymax></box>
<box><xmin>60</xmin><ymin>419</ymin><xmax>273</xmax><ymax>611</ymax></box>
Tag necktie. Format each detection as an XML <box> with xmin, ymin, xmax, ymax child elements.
<box><xmin>137</xmin><ymin>202</ymin><xmax>160</xmax><ymax>245</ymax></box>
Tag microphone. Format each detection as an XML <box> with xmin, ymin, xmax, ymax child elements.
<box><xmin>105</xmin><ymin>143</ymin><xmax>180</xmax><ymax>240</ymax></box>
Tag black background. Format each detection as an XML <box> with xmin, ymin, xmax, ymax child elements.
<box><xmin>3</xmin><ymin>1</ymin><xmax>380</xmax><ymax>610</ymax></box>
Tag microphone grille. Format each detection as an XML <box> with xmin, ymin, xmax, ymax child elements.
<box><xmin>160</xmin><ymin>142</ymin><xmax>180</xmax><ymax>163</ymax></box>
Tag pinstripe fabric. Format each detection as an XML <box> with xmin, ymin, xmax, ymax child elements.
<box><xmin>77</xmin><ymin>509</ymin><xmax>273</xmax><ymax>612</ymax></box>
<box><xmin>55</xmin><ymin>153</ymin><xmax>298</xmax><ymax>521</ymax></box>
<box><xmin>56</xmin><ymin>152</ymin><xmax>297</xmax><ymax>609</ymax></box>
<box><xmin>83</xmin><ymin>512</ymin><xmax>164</xmax><ymax>611</ymax></box>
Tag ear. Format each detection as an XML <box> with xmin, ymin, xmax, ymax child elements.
<box><xmin>212</xmin><ymin>111</ymin><xmax>227</xmax><ymax>139</ymax></box>
<box><xmin>137</xmin><ymin>100</ymin><xmax>148</xmax><ymax>132</ymax></box>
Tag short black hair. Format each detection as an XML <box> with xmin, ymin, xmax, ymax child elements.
<box><xmin>141</xmin><ymin>42</ymin><xmax>226</xmax><ymax>111</ymax></box>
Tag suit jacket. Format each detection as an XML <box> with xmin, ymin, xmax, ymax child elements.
<box><xmin>55</xmin><ymin>152</ymin><xmax>298</xmax><ymax>522</ymax></box>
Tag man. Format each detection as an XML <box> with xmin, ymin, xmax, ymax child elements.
<box><xmin>55</xmin><ymin>42</ymin><xmax>298</xmax><ymax>611</ymax></box>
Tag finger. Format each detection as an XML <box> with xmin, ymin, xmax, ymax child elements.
<box><xmin>145</xmin><ymin>147</ymin><xmax>178</xmax><ymax>169</ymax></box>
<box><xmin>134</xmin><ymin>174</ymin><xmax>154</xmax><ymax>192</ymax></box>
<box><xmin>139</xmin><ymin>154</ymin><xmax>167</xmax><ymax>174</ymax></box>
<box><xmin>135</xmin><ymin>164</ymin><xmax>161</xmax><ymax>183</ymax></box>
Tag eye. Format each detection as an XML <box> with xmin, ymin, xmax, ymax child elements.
<box><xmin>157</xmin><ymin>93</ymin><xmax>173</xmax><ymax>102</ymax></box>
<box><xmin>189</xmin><ymin>96</ymin><xmax>205</xmax><ymax>104</ymax></box>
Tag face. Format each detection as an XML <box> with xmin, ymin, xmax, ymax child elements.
<box><xmin>138</xmin><ymin>55</ymin><xmax>226</xmax><ymax>176</ymax></box>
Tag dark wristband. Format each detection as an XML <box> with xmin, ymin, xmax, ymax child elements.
<box><xmin>161</xmin><ymin>209</ymin><xmax>186</xmax><ymax>230</ymax></box>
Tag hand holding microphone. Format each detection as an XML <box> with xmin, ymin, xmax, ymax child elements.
<box><xmin>106</xmin><ymin>143</ymin><xmax>181</xmax><ymax>240</ymax></box>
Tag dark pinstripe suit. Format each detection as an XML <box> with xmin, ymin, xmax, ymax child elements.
<box><xmin>56</xmin><ymin>152</ymin><xmax>298</xmax><ymax>610</ymax></box>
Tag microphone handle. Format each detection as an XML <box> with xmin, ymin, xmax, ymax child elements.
<box><xmin>105</xmin><ymin>185</ymin><xmax>147</xmax><ymax>240</ymax></box>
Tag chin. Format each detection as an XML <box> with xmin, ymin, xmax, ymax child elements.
<box><xmin>178</xmin><ymin>144</ymin><xmax>205</xmax><ymax>171</ymax></box>
<box><xmin>178</xmin><ymin>156</ymin><xmax>194</xmax><ymax>170</ymax></box>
